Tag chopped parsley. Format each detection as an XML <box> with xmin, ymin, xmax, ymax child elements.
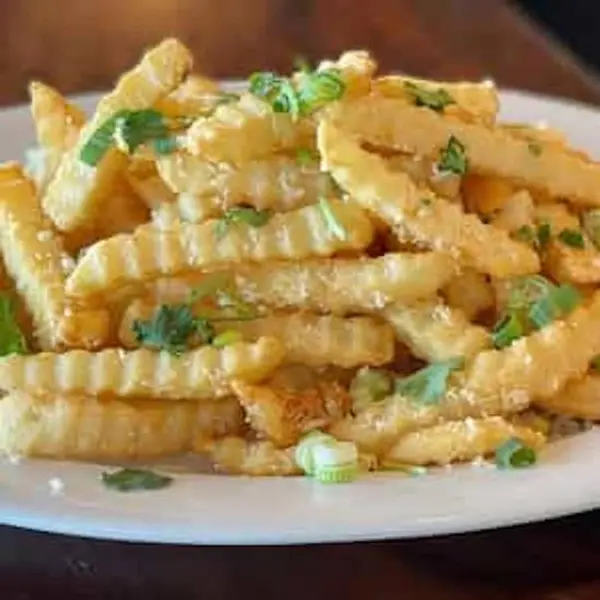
<box><xmin>101</xmin><ymin>468</ymin><xmax>173</xmax><ymax>492</ymax></box>
<box><xmin>215</xmin><ymin>206</ymin><xmax>273</xmax><ymax>240</ymax></box>
<box><xmin>80</xmin><ymin>109</ymin><xmax>188</xmax><ymax>166</ymax></box>
<box><xmin>404</xmin><ymin>81</ymin><xmax>454</xmax><ymax>112</ymax></box>
<box><xmin>558</xmin><ymin>228</ymin><xmax>585</xmax><ymax>249</ymax></box>
<box><xmin>394</xmin><ymin>358</ymin><xmax>463</xmax><ymax>405</ymax></box>
<box><xmin>495</xmin><ymin>438</ymin><xmax>537</xmax><ymax>469</ymax></box>
<box><xmin>318</xmin><ymin>197</ymin><xmax>347</xmax><ymax>241</ymax></box>
<box><xmin>437</xmin><ymin>135</ymin><xmax>468</xmax><ymax>176</ymax></box>
<box><xmin>0</xmin><ymin>295</ymin><xmax>27</xmax><ymax>356</ymax></box>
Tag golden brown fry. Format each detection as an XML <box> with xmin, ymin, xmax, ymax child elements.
<box><xmin>0</xmin><ymin>392</ymin><xmax>243</xmax><ymax>459</ymax></box>
<box><xmin>382</xmin><ymin>299</ymin><xmax>491</xmax><ymax>362</ymax></box>
<box><xmin>154</xmin><ymin>73</ymin><xmax>221</xmax><ymax>118</ymax></box>
<box><xmin>0</xmin><ymin>338</ymin><xmax>284</xmax><ymax>400</ymax></box>
<box><xmin>316</xmin><ymin>49</ymin><xmax>377</xmax><ymax>97</ymax></box>
<box><xmin>535</xmin><ymin>375</ymin><xmax>600</xmax><ymax>420</ymax></box>
<box><xmin>204</xmin><ymin>436</ymin><xmax>300</xmax><ymax>475</ymax></box>
<box><xmin>125</xmin><ymin>159</ymin><xmax>177</xmax><ymax>211</ymax></box>
<box><xmin>544</xmin><ymin>243</ymin><xmax>600</xmax><ymax>284</ymax></box>
<box><xmin>384</xmin><ymin>416</ymin><xmax>544</xmax><ymax>466</ymax></box>
<box><xmin>327</xmin><ymin>94</ymin><xmax>600</xmax><ymax>207</ymax></box>
<box><xmin>318</xmin><ymin>118</ymin><xmax>539</xmax><ymax>277</ymax></box>
<box><xmin>43</xmin><ymin>39</ymin><xmax>192</xmax><ymax>232</ymax></box>
<box><xmin>184</xmin><ymin>93</ymin><xmax>314</xmax><ymax>164</ymax></box>
<box><xmin>120</xmin><ymin>305</ymin><xmax>394</xmax><ymax>368</ymax></box>
<box><xmin>0</xmin><ymin>163</ymin><xmax>109</xmax><ymax>350</ymax></box>
<box><xmin>233</xmin><ymin>379</ymin><xmax>350</xmax><ymax>446</ymax></box>
<box><xmin>66</xmin><ymin>200</ymin><xmax>374</xmax><ymax>299</ymax></box>
<box><xmin>373</xmin><ymin>76</ymin><xmax>498</xmax><ymax>125</ymax></box>
<box><xmin>442</xmin><ymin>269</ymin><xmax>495</xmax><ymax>320</ymax></box>
<box><xmin>157</xmin><ymin>153</ymin><xmax>331</xmax><ymax>222</ymax></box>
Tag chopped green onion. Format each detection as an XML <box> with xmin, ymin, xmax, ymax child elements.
<box><xmin>513</xmin><ymin>225</ymin><xmax>536</xmax><ymax>244</ymax></box>
<box><xmin>151</xmin><ymin>136</ymin><xmax>179</xmax><ymax>155</ymax></box>
<box><xmin>404</xmin><ymin>82</ymin><xmax>454</xmax><ymax>112</ymax></box>
<box><xmin>419</xmin><ymin>197</ymin><xmax>433</xmax><ymax>208</ymax></box>
<box><xmin>215</xmin><ymin>206</ymin><xmax>272</xmax><ymax>240</ymax></box>
<box><xmin>318</xmin><ymin>197</ymin><xmax>347</xmax><ymax>241</ymax></box>
<box><xmin>492</xmin><ymin>312</ymin><xmax>525</xmax><ymax>349</ymax></box>
<box><xmin>591</xmin><ymin>355</ymin><xmax>600</xmax><ymax>372</ymax></box>
<box><xmin>514</xmin><ymin>223</ymin><xmax>551</xmax><ymax>250</ymax></box>
<box><xmin>296</xmin><ymin>147</ymin><xmax>319</xmax><ymax>166</ymax></box>
<box><xmin>101</xmin><ymin>468</ymin><xmax>173</xmax><ymax>491</ymax></box>
<box><xmin>212</xmin><ymin>329</ymin><xmax>243</xmax><ymax>348</ymax></box>
<box><xmin>528</xmin><ymin>283</ymin><xmax>580</xmax><ymax>329</ymax></box>
<box><xmin>380</xmin><ymin>461</ymin><xmax>428</xmax><ymax>476</ymax></box>
<box><xmin>394</xmin><ymin>357</ymin><xmax>463</xmax><ymax>405</ymax></box>
<box><xmin>537</xmin><ymin>222</ymin><xmax>552</xmax><ymax>248</ymax></box>
<box><xmin>437</xmin><ymin>135</ymin><xmax>468</xmax><ymax>176</ymax></box>
<box><xmin>527</xmin><ymin>141</ymin><xmax>543</xmax><ymax>157</ymax></box>
<box><xmin>558</xmin><ymin>228</ymin><xmax>585</xmax><ymax>249</ymax></box>
<box><xmin>349</xmin><ymin>367</ymin><xmax>392</xmax><ymax>413</ymax></box>
<box><xmin>294</xmin><ymin>430</ymin><xmax>335</xmax><ymax>476</ymax></box>
<box><xmin>495</xmin><ymin>438</ymin><xmax>537</xmax><ymax>469</ymax></box>
<box><xmin>296</xmin><ymin>68</ymin><xmax>345</xmax><ymax>114</ymax></box>
<box><xmin>582</xmin><ymin>209</ymin><xmax>600</xmax><ymax>250</ymax></box>
<box><xmin>0</xmin><ymin>295</ymin><xmax>28</xmax><ymax>356</ymax></box>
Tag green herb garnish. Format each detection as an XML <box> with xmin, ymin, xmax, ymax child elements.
<box><xmin>495</xmin><ymin>438</ymin><xmax>537</xmax><ymax>469</ymax></box>
<box><xmin>537</xmin><ymin>222</ymin><xmax>552</xmax><ymax>248</ymax></box>
<box><xmin>491</xmin><ymin>312</ymin><xmax>525</xmax><ymax>350</ymax></box>
<box><xmin>214</xmin><ymin>206</ymin><xmax>272</xmax><ymax>240</ymax></box>
<box><xmin>527</xmin><ymin>141</ymin><xmax>543</xmax><ymax>157</ymax></box>
<box><xmin>296</xmin><ymin>147</ymin><xmax>319</xmax><ymax>166</ymax></box>
<box><xmin>513</xmin><ymin>222</ymin><xmax>551</xmax><ymax>249</ymax></box>
<box><xmin>591</xmin><ymin>355</ymin><xmax>600</xmax><ymax>372</ymax></box>
<box><xmin>419</xmin><ymin>197</ymin><xmax>433</xmax><ymax>208</ymax></box>
<box><xmin>394</xmin><ymin>358</ymin><xmax>463</xmax><ymax>405</ymax></box>
<box><xmin>558</xmin><ymin>228</ymin><xmax>585</xmax><ymax>249</ymax></box>
<box><xmin>404</xmin><ymin>82</ymin><xmax>454</xmax><ymax>112</ymax></box>
<box><xmin>211</xmin><ymin>329</ymin><xmax>243</xmax><ymax>348</ymax></box>
<box><xmin>528</xmin><ymin>282</ymin><xmax>581</xmax><ymax>329</ymax></box>
<box><xmin>0</xmin><ymin>295</ymin><xmax>27</xmax><ymax>356</ymax></box>
<box><xmin>437</xmin><ymin>135</ymin><xmax>468</xmax><ymax>176</ymax></box>
<box><xmin>101</xmin><ymin>468</ymin><xmax>173</xmax><ymax>492</ymax></box>
<box><xmin>318</xmin><ymin>197</ymin><xmax>347</xmax><ymax>241</ymax></box>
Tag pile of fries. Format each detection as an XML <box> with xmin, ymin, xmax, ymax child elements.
<box><xmin>1</xmin><ymin>38</ymin><xmax>600</xmax><ymax>482</ymax></box>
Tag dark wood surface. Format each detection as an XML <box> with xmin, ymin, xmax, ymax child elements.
<box><xmin>2</xmin><ymin>1</ymin><xmax>600</xmax><ymax>598</ymax></box>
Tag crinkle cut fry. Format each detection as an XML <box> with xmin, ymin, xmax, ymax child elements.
<box><xmin>327</xmin><ymin>94</ymin><xmax>600</xmax><ymax>207</ymax></box>
<box><xmin>65</xmin><ymin>200</ymin><xmax>374</xmax><ymax>299</ymax></box>
<box><xmin>382</xmin><ymin>299</ymin><xmax>491</xmax><ymax>362</ymax></box>
<box><xmin>120</xmin><ymin>305</ymin><xmax>395</xmax><ymax>368</ymax></box>
<box><xmin>0</xmin><ymin>338</ymin><xmax>285</xmax><ymax>400</ymax></box>
<box><xmin>384</xmin><ymin>416</ymin><xmax>545</xmax><ymax>466</ymax></box>
<box><xmin>535</xmin><ymin>375</ymin><xmax>600</xmax><ymax>420</ymax></box>
<box><xmin>233</xmin><ymin>252</ymin><xmax>456</xmax><ymax>315</ymax></box>
<box><xmin>43</xmin><ymin>39</ymin><xmax>193</xmax><ymax>232</ymax></box>
<box><xmin>0</xmin><ymin>392</ymin><xmax>243</xmax><ymax>459</ymax></box>
<box><xmin>0</xmin><ymin>163</ymin><xmax>109</xmax><ymax>350</ymax></box>
<box><xmin>157</xmin><ymin>153</ymin><xmax>331</xmax><ymax>222</ymax></box>
<box><xmin>333</xmin><ymin>292</ymin><xmax>600</xmax><ymax>454</ymax></box>
<box><xmin>232</xmin><ymin>379</ymin><xmax>350</xmax><ymax>447</ymax></box>
<box><xmin>317</xmin><ymin>118</ymin><xmax>540</xmax><ymax>277</ymax></box>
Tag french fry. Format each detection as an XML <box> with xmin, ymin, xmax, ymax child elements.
<box><xmin>334</xmin><ymin>292</ymin><xmax>600</xmax><ymax>453</ymax></box>
<box><xmin>157</xmin><ymin>153</ymin><xmax>331</xmax><ymax>222</ymax></box>
<box><xmin>382</xmin><ymin>299</ymin><xmax>491</xmax><ymax>362</ymax></box>
<box><xmin>120</xmin><ymin>305</ymin><xmax>395</xmax><ymax>368</ymax></box>
<box><xmin>233</xmin><ymin>252</ymin><xmax>456</xmax><ymax>314</ymax></box>
<box><xmin>203</xmin><ymin>436</ymin><xmax>300</xmax><ymax>475</ymax></box>
<box><xmin>43</xmin><ymin>39</ymin><xmax>192</xmax><ymax>232</ymax></box>
<box><xmin>316</xmin><ymin>49</ymin><xmax>377</xmax><ymax>98</ymax></box>
<box><xmin>0</xmin><ymin>392</ymin><xmax>243</xmax><ymax>459</ymax></box>
<box><xmin>318</xmin><ymin>118</ymin><xmax>540</xmax><ymax>277</ymax></box>
<box><xmin>384</xmin><ymin>416</ymin><xmax>544</xmax><ymax>466</ymax></box>
<box><xmin>488</xmin><ymin>189</ymin><xmax>535</xmax><ymax>233</ymax></box>
<box><xmin>125</xmin><ymin>159</ymin><xmax>176</xmax><ymax>211</ymax></box>
<box><xmin>461</xmin><ymin>174</ymin><xmax>516</xmax><ymax>216</ymax></box>
<box><xmin>154</xmin><ymin>73</ymin><xmax>221</xmax><ymax>118</ymax></box>
<box><xmin>544</xmin><ymin>243</ymin><xmax>600</xmax><ymax>284</ymax></box>
<box><xmin>0</xmin><ymin>163</ymin><xmax>109</xmax><ymax>350</ymax></box>
<box><xmin>535</xmin><ymin>374</ymin><xmax>600</xmax><ymax>420</ymax></box>
<box><xmin>0</xmin><ymin>338</ymin><xmax>284</xmax><ymax>400</ymax></box>
<box><xmin>184</xmin><ymin>93</ymin><xmax>315</xmax><ymax>164</ymax></box>
<box><xmin>374</xmin><ymin>75</ymin><xmax>498</xmax><ymax>125</ymax></box>
<box><xmin>232</xmin><ymin>379</ymin><xmax>350</xmax><ymax>446</ymax></box>
<box><xmin>442</xmin><ymin>269</ymin><xmax>495</xmax><ymax>320</ymax></box>
<box><xmin>326</xmin><ymin>94</ymin><xmax>600</xmax><ymax>207</ymax></box>
<box><xmin>66</xmin><ymin>200</ymin><xmax>374</xmax><ymax>299</ymax></box>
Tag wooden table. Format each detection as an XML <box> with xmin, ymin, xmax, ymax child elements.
<box><xmin>2</xmin><ymin>0</ymin><xmax>600</xmax><ymax>598</ymax></box>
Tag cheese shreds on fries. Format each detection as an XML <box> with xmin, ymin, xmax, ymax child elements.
<box><xmin>4</xmin><ymin>39</ymin><xmax>600</xmax><ymax>480</ymax></box>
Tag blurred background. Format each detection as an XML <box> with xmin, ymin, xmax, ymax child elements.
<box><xmin>1</xmin><ymin>0</ymin><xmax>600</xmax><ymax>107</ymax></box>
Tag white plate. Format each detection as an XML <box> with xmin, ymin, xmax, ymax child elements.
<box><xmin>1</xmin><ymin>88</ymin><xmax>600</xmax><ymax>545</ymax></box>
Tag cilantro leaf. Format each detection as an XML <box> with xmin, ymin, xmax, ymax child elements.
<box><xmin>495</xmin><ymin>438</ymin><xmax>536</xmax><ymax>469</ymax></box>
<box><xmin>132</xmin><ymin>303</ymin><xmax>209</xmax><ymax>353</ymax></box>
<box><xmin>101</xmin><ymin>468</ymin><xmax>173</xmax><ymax>492</ymax></box>
<box><xmin>404</xmin><ymin>82</ymin><xmax>454</xmax><ymax>112</ymax></box>
<box><xmin>394</xmin><ymin>358</ymin><xmax>463</xmax><ymax>405</ymax></box>
<box><xmin>558</xmin><ymin>228</ymin><xmax>585</xmax><ymax>249</ymax></box>
<box><xmin>0</xmin><ymin>295</ymin><xmax>27</xmax><ymax>356</ymax></box>
<box><xmin>437</xmin><ymin>135</ymin><xmax>468</xmax><ymax>176</ymax></box>
<box><xmin>80</xmin><ymin>109</ymin><xmax>187</xmax><ymax>166</ymax></box>
<box><xmin>215</xmin><ymin>206</ymin><xmax>272</xmax><ymax>240</ymax></box>
<box><xmin>318</xmin><ymin>197</ymin><xmax>347</xmax><ymax>241</ymax></box>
